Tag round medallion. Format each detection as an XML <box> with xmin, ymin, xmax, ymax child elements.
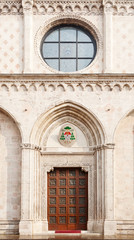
<box><xmin>59</xmin><ymin>124</ymin><xmax>76</xmax><ymax>147</ymax></box>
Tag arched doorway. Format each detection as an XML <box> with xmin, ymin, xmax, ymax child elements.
<box><xmin>20</xmin><ymin>101</ymin><xmax>107</xmax><ymax>235</ymax></box>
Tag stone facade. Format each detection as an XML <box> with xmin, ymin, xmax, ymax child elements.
<box><xmin>0</xmin><ymin>0</ymin><xmax>134</xmax><ymax>237</ymax></box>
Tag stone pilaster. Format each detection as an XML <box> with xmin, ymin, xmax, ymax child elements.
<box><xmin>86</xmin><ymin>165</ymin><xmax>95</xmax><ymax>232</ymax></box>
<box><xmin>103</xmin><ymin>1</ymin><xmax>113</xmax><ymax>73</ymax></box>
<box><xmin>104</xmin><ymin>143</ymin><xmax>116</xmax><ymax>236</ymax></box>
<box><xmin>90</xmin><ymin>146</ymin><xmax>105</xmax><ymax>233</ymax></box>
<box><xmin>22</xmin><ymin>0</ymin><xmax>33</xmax><ymax>73</ymax></box>
<box><xmin>19</xmin><ymin>144</ymin><xmax>33</xmax><ymax>235</ymax></box>
<box><xmin>19</xmin><ymin>143</ymin><xmax>41</xmax><ymax>235</ymax></box>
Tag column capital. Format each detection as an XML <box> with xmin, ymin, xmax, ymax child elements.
<box><xmin>21</xmin><ymin>143</ymin><xmax>41</xmax><ymax>151</ymax></box>
<box><xmin>105</xmin><ymin>143</ymin><xmax>115</xmax><ymax>149</ymax></box>
<box><xmin>93</xmin><ymin>143</ymin><xmax>115</xmax><ymax>151</ymax></box>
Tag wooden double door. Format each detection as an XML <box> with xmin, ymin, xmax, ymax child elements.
<box><xmin>47</xmin><ymin>168</ymin><xmax>88</xmax><ymax>230</ymax></box>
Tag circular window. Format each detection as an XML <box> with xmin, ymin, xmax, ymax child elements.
<box><xmin>41</xmin><ymin>25</ymin><xmax>97</xmax><ymax>72</ymax></box>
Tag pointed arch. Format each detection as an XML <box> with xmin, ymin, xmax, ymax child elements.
<box><xmin>113</xmin><ymin>107</ymin><xmax>134</xmax><ymax>142</ymax></box>
<box><xmin>30</xmin><ymin>101</ymin><xmax>106</xmax><ymax>146</ymax></box>
<box><xmin>0</xmin><ymin>106</ymin><xmax>23</xmax><ymax>141</ymax></box>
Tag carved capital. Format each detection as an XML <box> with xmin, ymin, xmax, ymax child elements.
<box><xmin>105</xmin><ymin>143</ymin><xmax>115</xmax><ymax>149</ymax></box>
<box><xmin>103</xmin><ymin>1</ymin><xmax>114</xmax><ymax>13</ymax></box>
<box><xmin>21</xmin><ymin>143</ymin><xmax>32</xmax><ymax>149</ymax></box>
<box><xmin>81</xmin><ymin>166</ymin><xmax>89</xmax><ymax>172</ymax></box>
<box><xmin>93</xmin><ymin>143</ymin><xmax>115</xmax><ymax>151</ymax></box>
<box><xmin>21</xmin><ymin>143</ymin><xmax>41</xmax><ymax>151</ymax></box>
<box><xmin>22</xmin><ymin>0</ymin><xmax>33</xmax><ymax>13</ymax></box>
<box><xmin>45</xmin><ymin>166</ymin><xmax>54</xmax><ymax>173</ymax></box>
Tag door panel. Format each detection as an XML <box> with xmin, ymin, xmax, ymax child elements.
<box><xmin>48</xmin><ymin>168</ymin><xmax>88</xmax><ymax>230</ymax></box>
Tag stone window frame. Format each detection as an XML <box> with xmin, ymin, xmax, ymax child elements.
<box><xmin>40</xmin><ymin>24</ymin><xmax>97</xmax><ymax>72</ymax></box>
<box><xmin>34</xmin><ymin>15</ymin><xmax>102</xmax><ymax>73</ymax></box>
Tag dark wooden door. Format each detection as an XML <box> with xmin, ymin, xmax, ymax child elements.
<box><xmin>48</xmin><ymin>168</ymin><xmax>88</xmax><ymax>230</ymax></box>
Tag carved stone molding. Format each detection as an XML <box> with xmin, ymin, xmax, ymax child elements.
<box><xmin>105</xmin><ymin>143</ymin><xmax>115</xmax><ymax>149</ymax></box>
<box><xmin>0</xmin><ymin>74</ymin><xmax>134</xmax><ymax>92</ymax></box>
<box><xmin>0</xmin><ymin>1</ymin><xmax>22</xmax><ymax>15</ymax></box>
<box><xmin>0</xmin><ymin>81</ymin><xmax>134</xmax><ymax>93</ymax></box>
<box><xmin>21</xmin><ymin>143</ymin><xmax>41</xmax><ymax>150</ymax></box>
<box><xmin>103</xmin><ymin>0</ymin><xmax>134</xmax><ymax>15</ymax></box>
<box><xmin>103</xmin><ymin>1</ymin><xmax>113</xmax><ymax>13</ymax></box>
<box><xmin>0</xmin><ymin>0</ymin><xmax>134</xmax><ymax>15</ymax></box>
<box><xmin>32</xmin><ymin>0</ymin><xmax>134</xmax><ymax>16</ymax></box>
<box><xmin>32</xmin><ymin>0</ymin><xmax>103</xmax><ymax>16</ymax></box>
<box><xmin>81</xmin><ymin>166</ymin><xmax>89</xmax><ymax>172</ymax></box>
<box><xmin>22</xmin><ymin>0</ymin><xmax>33</xmax><ymax>13</ymax></box>
<box><xmin>93</xmin><ymin>143</ymin><xmax>115</xmax><ymax>151</ymax></box>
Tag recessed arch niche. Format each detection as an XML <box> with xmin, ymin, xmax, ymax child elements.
<box><xmin>114</xmin><ymin>109</ymin><xmax>134</xmax><ymax>221</ymax></box>
<box><xmin>0</xmin><ymin>108</ymin><xmax>22</xmax><ymax>234</ymax></box>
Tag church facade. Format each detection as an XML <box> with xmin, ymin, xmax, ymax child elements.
<box><xmin>0</xmin><ymin>0</ymin><xmax>134</xmax><ymax>236</ymax></box>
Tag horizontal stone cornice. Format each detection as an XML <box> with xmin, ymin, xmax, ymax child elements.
<box><xmin>0</xmin><ymin>74</ymin><xmax>134</xmax><ymax>92</ymax></box>
<box><xmin>0</xmin><ymin>73</ymin><xmax>134</xmax><ymax>82</ymax></box>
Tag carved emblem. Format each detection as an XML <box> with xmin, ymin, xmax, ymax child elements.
<box><xmin>59</xmin><ymin>124</ymin><xmax>76</xmax><ymax>147</ymax></box>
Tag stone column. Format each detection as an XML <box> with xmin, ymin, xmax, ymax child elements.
<box><xmin>103</xmin><ymin>0</ymin><xmax>113</xmax><ymax>73</ymax></box>
<box><xmin>22</xmin><ymin>0</ymin><xmax>33</xmax><ymax>73</ymax></box>
<box><xmin>104</xmin><ymin>143</ymin><xmax>116</xmax><ymax>236</ymax></box>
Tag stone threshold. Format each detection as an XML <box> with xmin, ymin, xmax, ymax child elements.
<box><xmin>1</xmin><ymin>233</ymin><xmax>134</xmax><ymax>240</ymax></box>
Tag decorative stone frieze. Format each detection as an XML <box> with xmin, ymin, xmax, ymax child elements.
<box><xmin>32</xmin><ymin>0</ymin><xmax>134</xmax><ymax>16</ymax></box>
<box><xmin>0</xmin><ymin>74</ymin><xmax>134</xmax><ymax>92</ymax></box>
<box><xmin>32</xmin><ymin>0</ymin><xmax>103</xmax><ymax>15</ymax></box>
<box><xmin>0</xmin><ymin>0</ymin><xmax>134</xmax><ymax>15</ymax></box>
<box><xmin>103</xmin><ymin>0</ymin><xmax>134</xmax><ymax>15</ymax></box>
<box><xmin>0</xmin><ymin>1</ymin><xmax>22</xmax><ymax>15</ymax></box>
